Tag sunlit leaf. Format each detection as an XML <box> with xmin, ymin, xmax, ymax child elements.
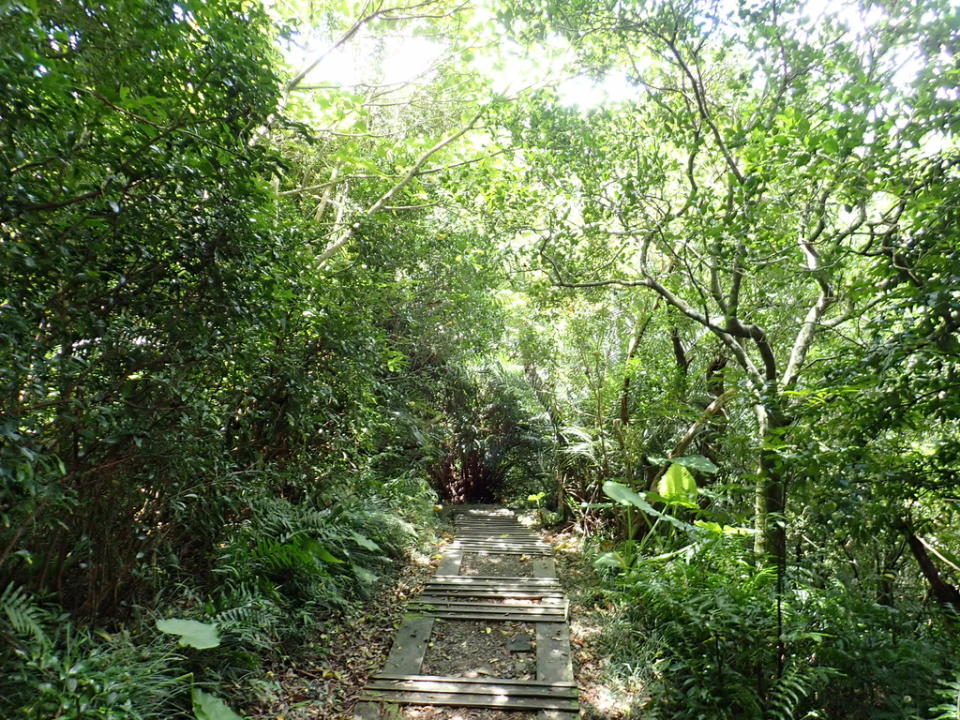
<box><xmin>192</xmin><ymin>688</ymin><xmax>244</xmax><ymax>720</ymax></box>
<box><xmin>156</xmin><ymin>618</ymin><xmax>220</xmax><ymax>649</ymax></box>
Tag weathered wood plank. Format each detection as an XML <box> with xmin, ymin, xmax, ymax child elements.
<box><xmin>359</xmin><ymin>690</ymin><xmax>579</xmax><ymax>711</ymax></box>
<box><xmin>436</xmin><ymin>547</ymin><xmax>463</xmax><ymax>576</ymax></box>
<box><xmin>536</xmin><ymin>623</ymin><xmax>573</xmax><ymax>682</ymax></box>
<box><xmin>457</xmin><ymin>529</ymin><xmax>538</xmax><ymax>534</ymax></box>
<box><xmin>453</xmin><ymin>546</ymin><xmax>550</xmax><ymax>552</ymax></box>
<box><xmin>532</xmin><ymin>556</ymin><xmax>558</xmax><ymax>578</ymax></box>
<box><xmin>373</xmin><ymin>673</ymin><xmax>576</xmax><ymax>688</ymax></box>
<box><xmin>366</xmin><ymin>678</ymin><xmax>578</xmax><ymax>697</ymax></box>
<box><xmin>424</xmin><ymin>585</ymin><xmax>562</xmax><ymax>592</ymax></box>
<box><xmin>419</xmin><ymin>590</ymin><xmax>566</xmax><ymax>599</ymax></box>
<box><xmin>536</xmin><ymin>623</ymin><xmax>576</xmax><ymax>720</ymax></box>
<box><xmin>426</xmin><ymin>576</ymin><xmax>559</xmax><ymax>584</ymax></box>
<box><xmin>381</xmin><ymin>615</ymin><xmax>434</xmax><ymax>675</ymax></box>
<box><xmin>457</xmin><ymin>544</ymin><xmax>545</xmax><ymax>550</ymax></box>
<box><xmin>411</xmin><ymin>611</ymin><xmax>565</xmax><ymax>622</ymax></box>
<box><xmin>410</xmin><ymin>599</ymin><xmax>564</xmax><ymax>610</ymax></box>
<box><xmin>455</xmin><ymin>544</ymin><xmax>549</xmax><ymax>549</ymax></box>
<box><xmin>410</xmin><ymin>603</ymin><xmax>564</xmax><ymax>615</ymax></box>
<box><xmin>452</xmin><ymin>548</ymin><xmax>551</xmax><ymax>555</ymax></box>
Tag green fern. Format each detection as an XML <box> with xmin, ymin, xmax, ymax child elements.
<box><xmin>0</xmin><ymin>583</ymin><xmax>48</xmax><ymax>647</ymax></box>
<box><xmin>929</xmin><ymin>672</ymin><xmax>960</xmax><ymax>720</ymax></box>
<box><xmin>765</xmin><ymin>664</ymin><xmax>836</xmax><ymax>720</ymax></box>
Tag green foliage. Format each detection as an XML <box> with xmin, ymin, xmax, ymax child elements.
<box><xmin>655</xmin><ymin>463</ymin><xmax>698</xmax><ymax>507</ymax></box>
<box><xmin>192</xmin><ymin>689</ymin><xmax>244</xmax><ymax>720</ymax></box>
<box><xmin>2</xmin><ymin>0</ymin><xmax>958</xmax><ymax>717</ymax></box>
<box><xmin>927</xmin><ymin>673</ymin><xmax>960</xmax><ymax>720</ymax></box>
<box><xmin>156</xmin><ymin>619</ymin><xmax>221</xmax><ymax>650</ymax></box>
<box><xmin>0</xmin><ymin>587</ymin><xmax>187</xmax><ymax>719</ymax></box>
<box><xmin>594</xmin><ymin>537</ymin><xmax>954</xmax><ymax>719</ymax></box>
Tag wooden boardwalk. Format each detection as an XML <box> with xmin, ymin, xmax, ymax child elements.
<box><xmin>354</xmin><ymin>507</ymin><xmax>578</xmax><ymax>718</ymax></box>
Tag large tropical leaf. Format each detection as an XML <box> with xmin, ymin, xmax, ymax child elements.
<box><xmin>193</xmin><ymin>688</ymin><xmax>244</xmax><ymax>720</ymax></box>
<box><xmin>656</xmin><ymin>463</ymin><xmax>699</xmax><ymax>507</ymax></box>
<box><xmin>156</xmin><ymin>618</ymin><xmax>220</xmax><ymax>649</ymax></box>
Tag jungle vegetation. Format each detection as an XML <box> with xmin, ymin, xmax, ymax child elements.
<box><xmin>1</xmin><ymin>0</ymin><xmax>958</xmax><ymax>717</ymax></box>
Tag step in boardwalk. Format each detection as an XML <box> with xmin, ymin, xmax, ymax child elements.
<box><xmin>354</xmin><ymin>507</ymin><xmax>577</xmax><ymax>719</ymax></box>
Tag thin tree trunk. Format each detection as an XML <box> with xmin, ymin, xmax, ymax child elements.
<box><xmin>906</xmin><ymin>532</ymin><xmax>960</xmax><ymax>609</ymax></box>
<box><xmin>753</xmin><ymin>406</ymin><xmax>788</xmax><ymax>567</ymax></box>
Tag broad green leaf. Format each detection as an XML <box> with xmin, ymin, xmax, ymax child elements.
<box><xmin>594</xmin><ymin>551</ymin><xmax>627</xmax><ymax>569</ymax></box>
<box><xmin>192</xmin><ymin>688</ymin><xmax>244</xmax><ymax>720</ymax></box>
<box><xmin>352</xmin><ymin>565</ymin><xmax>378</xmax><ymax>584</ymax></box>
<box><xmin>647</xmin><ymin>454</ymin><xmax>718</xmax><ymax>474</ymax></box>
<box><xmin>694</xmin><ymin>520</ymin><xmax>753</xmax><ymax>535</ymax></box>
<box><xmin>349</xmin><ymin>532</ymin><xmax>380</xmax><ymax>551</ymax></box>
<box><xmin>314</xmin><ymin>547</ymin><xmax>344</xmax><ymax>564</ymax></box>
<box><xmin>156</xmin><ymin>619</ymin><xmax>220</xmax><ymax>649</ymax></box>
<box><xmin>657</xmin><ymin>464</ymin><xmax>698</xmax><ymax>507</ymax></box>
<box><xmin>602</xmin><ymin>481</ymin><xmax>650</xmax><ymax>510</ymax></box>
<box><xmin>604</xmin><ymin>481</ymin><xmax>697</xmax><ymax>534</ymax></box>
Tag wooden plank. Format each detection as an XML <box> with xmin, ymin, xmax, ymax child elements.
<box><xmin>366</xmin><ymin>678</ymin><xmax>577</xmax><ymax>698</ymax></box>
<box><xmin>425</xmin><ymin>584</ymin><xmax>559</xmax><ymax>591</ymax></box>
<box><xmin>424</xmin><ymin>585</ymin><xmax>559</xmax><ymax>592</ymax></box>
<box><xmin>451</xmin><ymin>540</ymin><xmax>550</xmax><ymax>552</ymax></box>
<box><xmin>411</xmin><ymin>607</ymin><xmax>563</xmax><ymax>620</ymax></box>
<box><xmin>381</xmin><ymin>615</ymin><xmax>434</xmax><ymax>674</ymax></box>
<box><xmin>457</xmin><ymin>528</ymin><xmax>536</xmax><ymax>532</ymax></box>
<box><xmin>457</xmin><ymin>531</ymin><xmax>534</xmax><ymax>536</ymax></box>
<box><xmin>453</xmin><ymin>546</ymin><xmax>550</xmax><ymax>552</ymax></box>
<box><xmin>454</xmin><ymin>552</ymin><xmax>551</xmax><ymax>558</ymax></box>
<box><xmin>427</xmin><ymin>575</ymin><xmax>558</xmax><ymax>584</ymax></box>
<box><xmin>536</xmin><ymin>623</ymin><xmax>577</xmax><ymax>720</ymax></box>
<box><xmin>423</xmin><ymin>586</ymin><xmax>563</xmax><ymax>593</ymax></box>
<box><xmin>359</xmin><ymin>690</ymin><xmax>579</xmax><ymax>711</ymax></box>
<box><xmin>536</xmin><ymin>623</ymin><xmax>574</xmax><ymax>681</ymax></box>
<box><xmin>426</xmin><ymin>579</ymin><xmax>558</xmax><ymax>585</ymax></box>
<box><xmin>457</xmin><ymin>526</ymin><xmax>534</xmax><ymax>530</ymax></box>
<box><xmin>450</xmin><ymin>574</ymin><xmax>554</xmax><ymax>582</ymax></box>
<box><xmin>532</xmin><ymin>556</ymin><xmax>558</xmax><ymax>578</ymax></box>
<box><xmin>415</xmin><ymin>612</ymin><xmax>565</xmax><ymax>622</ymax></box>
<box><xmin>424</xmin><ymin>585</ymin><xmax>564</xmax><ymax>600</ymax></box>
<box><xmin>374</xmin><ymin>673</ymin><xmax>576</xmax><ymax>688</ymax></box>
<box><xmin>436</xmin><ymin>547</ymin><xmax>463</xmax><ymax>576</ymax></box>
<box><xmin>454</xmin><ymin>537</ymin><xmax>548</xmax><ymax>543</ymax></box>
<box><xmin>419</xmin><ymin>590</ymin><xmax>566</xmax><ymax>599</ymax></box>
<box><xmin>414</xmin><ymin>598</ymin><xmax>566</xmax><ymax>606</ymax></box>
<box><xmin>410</xmin><ymin>603</ymin><xmax>564</xmax><ymax>616</ymax></box>
<box><xmin>411</xmin><ymin>599</ymin><xmax>564</xmax><ymax>610</ymax></box>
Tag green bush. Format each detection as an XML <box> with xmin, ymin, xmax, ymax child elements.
<box><xmin>0</xmin><ymin>585</ymin><xmax>187</xmax><ymax>720</ymax></box>
<box><xmin>597</xmin><ymin>536</ymin><xmax>956</xmax><ymax>720</ymax></box>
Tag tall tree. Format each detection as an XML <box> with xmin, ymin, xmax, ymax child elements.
<box><xmin>493</xmin><ymin>0</ymin><xmax>958</xmax><ymax>564</ymax></box>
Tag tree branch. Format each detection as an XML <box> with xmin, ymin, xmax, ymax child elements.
<box><xmin>316</xmin><ymin>107</ymin><xmax>485</xmax><ymax>265</ymax></box>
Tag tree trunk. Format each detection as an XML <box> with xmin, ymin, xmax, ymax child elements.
<box><xmin>906</xmin><ymin>532</ymin><xmax>960</xmax><ymax>610</ymax></box>
<box><xmin>753</xmin><ymin>406</ymin><xmax>788</xmax><ymax>568</ymax></box>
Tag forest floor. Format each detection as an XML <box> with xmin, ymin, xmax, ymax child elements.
<box><xmin>546</xmin><ymin>527</ymin><xmax>652</xmax><ymax>719</ymax></box>
<box><xmin>247</xmin><ymin>520</ymin><xmax>451</xmax><ymax>720</ymax></box>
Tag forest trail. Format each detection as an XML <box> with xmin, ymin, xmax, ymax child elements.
<box><xmin>353</xmin><ymin>507</ymin><xmax>578</xmax><ymax>719</ymax></box>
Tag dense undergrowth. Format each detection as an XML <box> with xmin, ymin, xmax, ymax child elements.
<box><xmin>583</xmin><ymin>535</ymin><xmax>958</xmax><ymax>720</ymax></box>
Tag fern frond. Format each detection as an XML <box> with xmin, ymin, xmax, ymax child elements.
<box><xmin>929</xmin><ymin>671</ymin><xmax>960</xmax><ymax>720</ymax></box>
<box><xmin>0</xmin><ymin>582</ymin><xmax>48</xmax><ymax>647</ymax></box>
